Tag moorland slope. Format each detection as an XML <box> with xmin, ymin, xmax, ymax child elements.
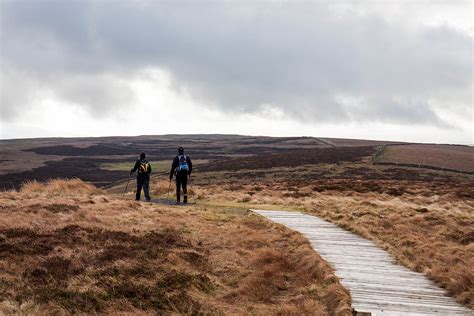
<box><xmin>0</xmin><ymin>179</ymin><xmax>351</xmax><ymax>315</ymax></box>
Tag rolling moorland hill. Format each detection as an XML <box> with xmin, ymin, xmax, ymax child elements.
<box><xmin>0</xmin><ymin>135</ymin><xmax>397</xmax><ymax>190</ymax></box>
<box><xmin>1</xmin><ymin>135</ymin><xmax>473</xmax><ymax>312</ymax></box>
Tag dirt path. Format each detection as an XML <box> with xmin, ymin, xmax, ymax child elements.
<box><xmin>253</xmin><ymin>210</ymin><xmax>472</xmax><ymax>315</ymax></box>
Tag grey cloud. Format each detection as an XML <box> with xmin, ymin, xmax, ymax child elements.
<box><xmin>0</xmin><ymin>65</ymin><xmax>42</xmax><ymax>120</ymax></box>
<box><xmin>1</xmin><ymin>1</ymin><xmax>472</xmax><ymax>127</ymax></box>
<box><xmin>352</xmin><ymin>98</ymin><xmax>454</xmax><ymax>127</ymax></box>
<box><xmin>53</xmin><ymin>74</ymin><xmax>136</xmax><ymax>116</ymax></box>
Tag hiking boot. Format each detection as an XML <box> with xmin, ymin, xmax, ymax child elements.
<box><xmin>175</xmin><ymin>201</ymin><xmax>181</xmax><ymax>205</ymax></box>
<box><xmin>146</xmin><ymin>197</ymin><xmax>151</xmax><ymax>202</ymax></box>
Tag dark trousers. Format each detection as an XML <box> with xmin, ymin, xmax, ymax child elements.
<box><xmin>176</xmin><ymin>174</ymin><xmax>188</xmax><ymax>203</ymax></box>
<box><xmin>136</xmin><ymin>174</ymin><xmax>150</xmax><ymax>200</ymax></box>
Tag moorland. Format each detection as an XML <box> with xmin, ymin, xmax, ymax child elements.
<box><xmin>0</xmin><ymin>135</ymin><xmax>472</xmax><ymax>313</ymax></box>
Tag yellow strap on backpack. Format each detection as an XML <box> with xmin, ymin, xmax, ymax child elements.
<box><xmin>139</xmin><ymin>162</ymin><xmax>149</xmax><ymax>173</ymax></box>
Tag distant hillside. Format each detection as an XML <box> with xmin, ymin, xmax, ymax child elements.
<box><xmin>375</xmin><ymin>144</ymin><xmax>474</xmax><ymax>174</ymax></box>
<box><xmin>2</xmin><ymin>134</ymin><xmax>470</xmax><ymax>190</ymax></box>
<box><xmin>0</xmin><ymin>135</ymin><xmax>392</xmax><ymax>189</ymax></box>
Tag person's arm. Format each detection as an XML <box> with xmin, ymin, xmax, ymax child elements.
<box><xmin>148</xmin><ymin>162</ymin><xmax>152</xmax><ymax>174</ymax></box>
<box><xmin>169</xmin><ymin>157</ymin><xmax>178</xmax><ymax>180</ymax></box>
<box><xmin>187</xmin><ymin>156</ymin><xmax>193</xmax><ymax>176</ymax></box>
<box><xmin>130</xmin><ymin>159</ymin><xmax>139</xmax><ymax>176</ymax></box>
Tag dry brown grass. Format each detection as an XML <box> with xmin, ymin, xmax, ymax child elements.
<box><xmin>379</xmin><ymin>144</ymin><xmax>474</xmax><ymax>172</ymax></box>
<box><xmin>0</xmin><ymin>179</ymin><xmax>351</xmax><ymax>315</ymax></box>
<box><xmin>197</xmin><ymin>179</ymin><xmax>474</xmax><ymax>308</ymax></box>
<box><xmin>21</xmin><ymin>178</ymin><xmax>103</xmax><ymax>196</ymax></box>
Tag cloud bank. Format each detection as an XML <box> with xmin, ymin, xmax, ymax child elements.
<box><xmin>0</xmin><ymin>1</ymin><xmax>472</xmax><ymax>142</ymax></box>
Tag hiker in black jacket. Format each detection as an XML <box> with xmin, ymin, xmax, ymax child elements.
<box><xmin>130</xmin><ymin>152</ymin><xmax>152</xmax><ymax>201</ymax></box>
<box><xmin>169</xmin><ymin>147</ymin><xmax>192</xmax><ymax>204</ymax></box>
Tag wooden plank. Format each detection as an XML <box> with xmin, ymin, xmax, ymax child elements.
<box><xmin>341</xmin><ymin>281</ymin><xmax>446</xmax><ymax>294</ymax></box>
<box><xmin>252</xmin><ymin>209</ymin><xmax>473</xmax><ymax>316</ymax></box>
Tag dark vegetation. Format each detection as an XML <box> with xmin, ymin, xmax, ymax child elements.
<box><xmin>2</xmin><ymin>135</ymin><xmax>472</xmax><ymax>195</ymax></box>
<box><xmin>0</xmin><ymin>135</ymin><xmax>383</xmax><ymax>190</ymax></box>
<box><xmin>0</xmin><ymin>225</ymin><xmax>212</xmax><ymax>313</ymax></box>
<box><xmin>198</xmin><ymin>146</ymin><xmax>376</xmax><ymax>172</ymax></box>
<box><xmin>25</xmin><ymin>144</ymin><xmax>222</xmax><ymax>159</ymax></box>
<box><xmin>0</xmin><ymin>158</ymin><xmax>125</xmax><ymax>190</ymax></box>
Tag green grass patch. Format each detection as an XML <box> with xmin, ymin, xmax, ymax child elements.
<box><xmin>101</xmin><ymin>160</ymin><xmax>209</xmax><ymax>173</ymax></box>
<box><xmin>100</xmin><ymin>161</ymin><xmax>171</xmax><ymax>172</ymax></box>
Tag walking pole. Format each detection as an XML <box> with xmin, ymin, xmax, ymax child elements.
<box><xmin>123</xmin><ymin>174</ymin><xmax>132</xmax><ymax>194</ymax></box>
<box><xmin>167</xmin><ymin>179</ymin><xmax>171</xmax><ymax>202</ymax></box>
<box><xmin>189</xmin><ymin>175</ymin><xmax>196</xmax><ymax>204</ymax></box>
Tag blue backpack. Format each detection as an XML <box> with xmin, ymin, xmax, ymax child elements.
<box><xmin>176</xmin><ymin>155</ymin><xmax>188</xmax><ymax>174</ymax></box>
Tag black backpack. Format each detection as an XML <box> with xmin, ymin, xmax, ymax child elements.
<box><xmin>138</xmin><ymin>159</ymin><xmax>150</xmax><ymax>173</ymax></box>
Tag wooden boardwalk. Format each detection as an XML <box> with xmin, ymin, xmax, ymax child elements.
<box><xmin>253</xmin><ymin>210</ymin><xmax>472</xmax><ymax>315</ymax></box>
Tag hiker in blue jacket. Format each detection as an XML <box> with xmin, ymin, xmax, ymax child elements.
<box><xmin>130</xmin><ymin>152</ymin><xmax>152</xmax><ymax>201</ymax></box>
<box><xmin>169</xmin><ymin>147</ymin><xmax>193</xmax><ymax>204</ymax></box>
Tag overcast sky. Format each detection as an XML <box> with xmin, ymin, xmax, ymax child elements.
<box><xmin>1</xmin><ymin>0</ymin><xmax>472</xmax><ymax>143</ymax></box>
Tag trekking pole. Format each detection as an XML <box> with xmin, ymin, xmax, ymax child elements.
<box><xmin>167</xmin><ymin>180</ymin><xmax>171</xmax><ymax>201</ymax></box>
<box><xmin>189</xmin><ymin>175</ymin><xmax>196</xmax><ymax>204</ymax></box>
<box><xmin>123</xmin><ymin>175</ymin><xmax>131</xmax><ymax>194</ymax></box>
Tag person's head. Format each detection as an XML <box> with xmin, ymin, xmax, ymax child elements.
<box><xmin>178</xmin><ymin>147</ymin><xmax>184</xmax><ymax>155</ymax></box>
<box><xmin>140</xmin><ymin>152</ymin><xmax>146</xmax><ymax>160</ymax></box>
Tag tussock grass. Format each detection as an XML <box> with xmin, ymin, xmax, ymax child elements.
<box><xmin>149</xmin><ymin>179</ymin><xmax>171</xmax><ymax>195</ymax></box>
<box><xmin>21</xmin><ymin>178</ymin><xmax>103</xmax><ymax>197</ymax></box>
<box><xmin>0</xmin><ymin>179</ymin><xmax>351</xmax><ymax>315</ymax></box>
